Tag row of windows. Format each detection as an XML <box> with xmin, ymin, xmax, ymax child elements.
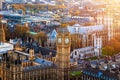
<box><xmin>5</xmin><ymin>68</ymin><xmax>57</xmax><ymax>80</ymax></box>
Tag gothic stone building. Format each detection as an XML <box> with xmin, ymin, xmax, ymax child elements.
<box><xmin>0</xmin><ymin>27</ymin><xmax>79</xmax><ymax>80</ymax></box>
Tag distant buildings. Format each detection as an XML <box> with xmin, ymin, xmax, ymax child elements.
<box><xmin>5</xmin><ymin>0</ymin><xmax>56</xmax><ymax>5</ymax></box>
<box><xmin>82</xmin><ymin>67</ymin><xmax>120</xmax><ymax>80</ymax></box>
<box><xmin>68</xmin><ymin>24</ymin><xmax>107</xmax><ymax>59</ymax></box>
<box><xmin>0</xmin><ymin>0</ymin><xmax>4</xmax><ymax>10</ymax></box>
<box><xmin>5</xmin><ymin>0</ymin><xmax>26</xmax><ymax>3</ymax></box>
<box><xmin>0</xmin><ymin>10</ymin><xmax>60</xmax><ymax>33</ymax></box>
<box><xmin>69</xmin><ymin>0</ymin><xmax>120</xmax><ymax>42</ymax></box>
<box><xmin>67</xmin><ymin>24</ymin><xmax>106</xmax><ymax>47</ymax></box>
<box><xmin>82</xmin><ymin>58</ymin><xmax>120</xmax><ymax>80</ymax></box>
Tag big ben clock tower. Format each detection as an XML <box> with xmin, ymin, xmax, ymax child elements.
<box><xmin>56</xmin><ymin>25</ymin><xmax>71</xmax><ymax>80</ymax></box>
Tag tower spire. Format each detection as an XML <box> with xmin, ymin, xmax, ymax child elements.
<box><xmin>0</xmin><ymin>18</ymin><xmax>5</xmax><ymax>43</ymax></box>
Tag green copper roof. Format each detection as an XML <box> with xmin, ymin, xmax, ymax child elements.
<box><xmin>29</xmin><ymin>32</ymin><xmax>37</xmax><ymax>35</ymax></box>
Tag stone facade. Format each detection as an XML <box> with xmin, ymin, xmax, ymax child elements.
<box><xmin>56</xmin><ymin>27</ymin><xmax>71</xmax><ymax>80</ymax></box>
<box><xmin>0</xmin><ymin>20</ymin><xmax>5</xmax><ymax>43</ymax></box>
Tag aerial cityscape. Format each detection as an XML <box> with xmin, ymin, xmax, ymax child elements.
<box><xmin>0</xmin><ymin>0</ymin><xmax>120</xmax><ymax>80</ymax></box>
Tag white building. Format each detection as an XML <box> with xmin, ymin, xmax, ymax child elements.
<box><xmin>67</xmin><ymin>24</ymin><xmax>104</xmax><ymax>47</ymax></box>
<box><xmin>0</xmin><ymin>43</ymin><xmax>13</xmax><ymax>54</ymax></box>
<box><xmin>69</xmin><ymin>24</ymin><xmax>103</xmax><ymax>59</ymax></box>
<box><xmin>71</xmin><ymin>46</ymin><xmax>95</xmax><ymax>59</ymax></box>
<box><xmin>94</xmin><ymin>35</ymin><xmax>102</xmax><ymax>56</ymax></box>
<box><xmin>67</xmin><ymin>24</ymin><xmax>104</xmax><ymax>34</ymax></box>
<box><xmin>71</xmin><ymin>35</ymin><xmax>102</xmax><ymax>60</ymax></box>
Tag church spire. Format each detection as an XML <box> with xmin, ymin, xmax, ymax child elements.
<box><xmin>0</xmin><ymin>18</ymin><xmax>5</xmax><ymax>43</ymax></box>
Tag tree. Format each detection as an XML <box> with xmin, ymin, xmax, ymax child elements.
<box><xmin>12</xmin><ymin>4</ymin><xmax>26</xmax><ymax>12</ymax></box>
<box><xmin>67</xmin><ymin>21</ymin><xmax>76</xmax><ymax>26</ymax></box>
<box><xmin>114</xmin><ymin>35</ymin><xmax>120</xmax><ymax>43</ymax></box>
<box><xmin>3</xmin><ymin>24</ymin><xmax>11</xmax><ymax>41</ymax></box>
<box><xmin>71</xmin><ymin>34</ymin><xmax>81</xmax><ymax>50</ymax></box>
<box><xmin>107</xmin><ymin>38</ymin><xmax>120</xmax><ymax>53</ymax></box>
<box><xmin>102</xmin><ymin>46</ymin><xmax>114</xmax><ymax>56</ymax></box>
<box><xmin>14</xmin><ymin>24</ymin><xmax>29</xmax><ymax>39</ymax></box>
<box><xmin>102</xmin><ymin>36</ymin><xmax>120</xmax><ymax>56</ymax></box>
<box><xmin>35</xmin><ymin>31</ymin><xmax>47</xmax><ymax>47</ymax></box>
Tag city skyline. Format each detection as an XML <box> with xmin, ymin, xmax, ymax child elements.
<box><xmin>0</xmin><ymin>0</ymin><xmax>120</xmax><ymax>80</ymax></box>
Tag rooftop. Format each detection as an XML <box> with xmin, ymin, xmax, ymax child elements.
<box><xmin>0</xmin><ymin>43</ymin><xmax>13</xmax><ymax>54</ymax></box>
<box><xmin>67</xmin><ymin>24</ymin><xmax>104</xmax><ymax>34</ymax></box>
<box><xmin>82</xmin><ymin>67</ymin><xmax>119</xmax><ymax>80</ymax></box>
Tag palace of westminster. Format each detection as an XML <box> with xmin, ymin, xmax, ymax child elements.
<box><xmin>0</xmin><ymin>19</ymin><xmax>82</xmax><ymax>80</ymax></box>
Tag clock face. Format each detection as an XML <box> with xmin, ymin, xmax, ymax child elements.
<box><xmin>65</xmin><ymin>38</ymin><xmax>69</xmax><ymax>44</ymax></box>
<box><xmin>58</xmin><ymin>38</ymin><xmax>62</xmax><ymax>43</ymax></box>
